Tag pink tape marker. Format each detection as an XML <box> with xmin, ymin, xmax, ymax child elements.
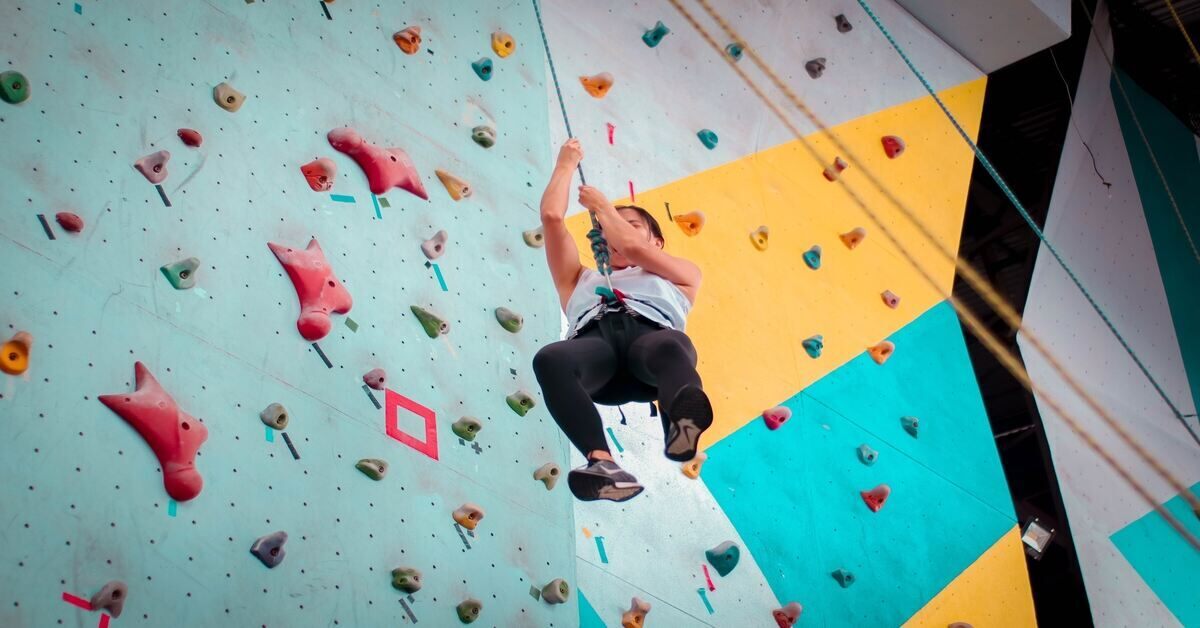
<box><xmin>702</xmin><ymin>564</ymin><xmax>715</xmax><ymax>591</ymax></box>
<box><xmin>628</xmin><ymin>180</ymin><xmax>635</xmax><ymax>203</ymax></box>
<box><xmin>607</xmin><ymin>123</ymin><xmax>615</xmax><ymax>145</ymax></box>
<box><xmin>61</xmin><ymin>592</ymin><xmax>92</xmax><ymax>610</ymax></box>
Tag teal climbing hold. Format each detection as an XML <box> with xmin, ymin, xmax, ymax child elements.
<box><xmin>832</xmin><ymin>568</ymin><xmax>856</xmax><ymax>588</ymax></box>
<box><xmin>697</xmin><ymin>129</ymin><xmax>719</xmax><ymax>150</ymax></box>
<box><xmin>0</xmin><ymin>70</ymin><xmax>30</xmax><ymax>104</ymax></box>
<box><xmin>857</xmin><ymin>443</ymin><xmax>878</xmax><ymax>466</ymax></box>
<box><xmin>725</xmin><ymin>42</ymin><xmax>744</xmax><ymax>62</ymax></box>
<box><xmin>901</xmin><ymin>415</ymin><xmax>919</xmax><ymax>437</ymax></box>
<box><xmin>642</xmin><ymin>21</ymin><xmax>670</xmax><ymax>47</ymax></box>
<box><xmin>802</xmin><ymin>335</ymin><xmax>823</xmax><ymax>359</ymax></box>
<box><xmin>507</xmin><ymin>390</ymin><xmax>536</xmax><ymax>416</ymax></box>
<box><xmin>471</xmin><ymin>57</ymin><xmax>494</xmax><ymax>81</ymax></box>
<box><xmin>160</xmin><ymin>257</ymin><xmax>200</xmax><ymax>289</ymax></box>
<box><xmin>705</xmin><ymin>540</ymin><xmax>740</xmax><ymax>577</ymax></box>
<box><xmin>803</xmin><ymin>245</ymin><xmax>822</xmax><ymax>270</ymax></box>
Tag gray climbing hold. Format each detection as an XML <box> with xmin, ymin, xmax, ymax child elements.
<box><xmin>832</xmin><ymin>568</ymin><xmax>855</xmax><ymax>587</ymax></box>
<box><xmin>806</xmin><ymin>58</ymin><xmax>826</xmax><ymax>79</ymax></box>
<box><xmin>901</xmin><ymin>415</ymin><xmax>919</xmax><ymax>438</ymax></box>
<box><xmin>705</xmin><ymin>540</ymin><xmax>740</xmax><ymax>577</ymax></box>
<box><xmin>213</xmin><ymin>81</ymin><xmax>245</xmax><ymax>112</ymax></box>
<box><xmin>89</xmin><ymin>580</ymin><xmax>128</xmax><ymax>618</ymax></box>
<box><xmin>421</xmin><ymin>230</ymin><xmax>449</xmax><ymax>260</ymax></box>
<box><xmin>506</xmin><ymin>390</ymin><xmax>536</xmax><ymax>416</ymax></box>
<box><xmin>392</xmin><ymin>566</ymin><xmax>422</xmax><ymax>593</ymax></box>
<box><xmin>495</xmin><ymin>306</ymin><xmax>524</xmax><ymax>333</ymax></box>
<box><xmin>523</xmin><ymin>226</ymin><xmax>545</xmax><ymax>248</ymax></box>
<box><xmin>160</xmin><ymin>257</ymin><xmax>200</xmax><ymax>290</ymax></box>
<box><xmin>835</xmin><ymin>14</ymin><xmax>852</xmax><ymax>33</ymax></box>
<box><xmin>411</xmin><ymin>305</ymin><xmax>450</xmax><ymax>338</ymax></box>
<box><xmin>457</xmin><ymin>597</ymin><xmax>483</xmax><ymax>623</ymax></box>
<box><xmin>533</xmin><ymin>462</ymin><xmax>561</xmax><ymax>490</ymax></box>
<box><xmin>857</xmin><ymin>443</ymin><xmax>878</xmax><ymax>466</ymax></box>
<box><xmin>250</xmin><ymin>530</ymin><xmax>288</xmax><ymax>568</ymax></box>
<box><xmin>452</xmin><ymin>416</ymin><xmax>482</xmax><ymax>441</ymax></box>
<box><xmin>355</xmin><ymin>458</ymin><xmax>388</xmax><ymax>480</ymax></box>
<box><xmin>472</xmin><ymin>125</ymin><xmax>496</xmax><ymax>148</ymax></box>
<box><xmin>541</xmin><ymin>578</ymin><xmax>570</xmax><ymax>604</ymax></box>
<box><xmin>259</xmin><ymin>403</ymin><xmax>289</xmax><ymax>430</ymax></box>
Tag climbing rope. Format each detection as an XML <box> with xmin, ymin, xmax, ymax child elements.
<box><xmin>1165</xmin><ymin>0</ymin><xmax>1200</xmax><ymax>75</ymax></box>
<box><xmin>666</xmin><ymin>0</ymin><xmax>1200</xmax><ymax>549</ymax></box>
<box><xmin>531</xmin><ymin>0</ymin><xmax>618</xmax><ymax>300</ymax></box>
<box><xmin>856</xmin><ymin>0</ymin><xmax>1199</xmax><ymax>427</ymax></box>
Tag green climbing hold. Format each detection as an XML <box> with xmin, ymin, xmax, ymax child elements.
<box><xmin>411</xmin><ymin>305</ymin><xmax>449</xmax><ymax>338</ymax></box>
<box><xmin>506</xmin><ymin>390</ymin><xmax>536</xmax><ymax>416</ymax></box>
<box><xmin>802</xmin><ymin>335</ymin><xmax>823</xmax><ymax>359</ymax></box>
<box><xmin>471</xmin><ymin>57</ymin><xmax>494</xmax><ymax>81</ymax></box>
<box><xmin>725</xmin><ymin>42</ymin><xmax>744</xmax><ymax>61</ymax></box>
<box><xmin>259</xmin><ymin>403</ymin><xmax>289</xmax><ymax>430</ymax></box>
<box><xmin>472</xmin><ymin>125</ymin><xmax>496</xmax><ymax>148</ymax></box>
<box><xmin>495</xmin><ymin>307</ymin><xmax>524</xmax><ymax>333</ymax></box>
<box><xmin>901</xmin><ymin>415</ymin><xmax>919</xmax><ymax>437</ymax></box>
<box><xmin>832</xmin><ymin>568</ymin><xmax>856</xmax><ymax>588</ymax></box>
<box><xmin>857</xmin><ymin>444</ymin><xmax>878</xmax><ymax>466</ymax></box>
<box><xmin>452</xmin><ymin>416</ymin><xmax>482</xmax><ymax>441</ymax></box>
<box><xmin>160</xmin><ymin>257</ymin><xmax>200</xmax><ymax>289</ymax></box>
<box><xmin>355</xmin><ymin>458</ymin><xmax>388</xmax><ymax>480</ymax></box>
<box><xmin>457</xmin><ymin>598</ymin><xmax>483</xmax><ymax>623</ymax></box>
<box><xmin>803</xmin><ymin>245</ymin><xmax>822</xmax><ymax>270</ymax></box>
<box><xmin>697</xmin><ymin>129</ymin><xmax>718</xmax><ymax>149</ymax></box>
<box><xmin>706</xmin><ymin>541</ymin><xmax>740</xmax><ymax>577</ymax></box>
<box><xmin>0</xmin><ymin>71</ymin><xmax>30</xmax><ymax>104</ymax></box>
<box><xmin>642</xmin><ymin>20</ymin><xmax>670</xmax><ymax>47</ymax></box>
<box><xmin>391</xmin><ymin>567</ymin><xmax>422</xmax><ymax>593</ymax></box>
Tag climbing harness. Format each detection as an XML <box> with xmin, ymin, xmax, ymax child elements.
<box><xmin>531</xmin><ymin>0</ymin><xmax>621</xmax><ymax>307</ymax></box>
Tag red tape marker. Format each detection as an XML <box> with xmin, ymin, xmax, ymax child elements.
<box><xmin>61</xmin><ymin>592</ymin><xmax>92</xmax><ymax>610</ymax></box>
<box><xmin>99</xmin><ymin>612</ymin><xmax>111</xmax><ymax>627</ymax></box>
<box><xmin>702</xmin><ymin>564</ymin><xmax>715</xmax><ymax>591</ymax></box>
<box><xmin>628</xmin><ymin>180</ymin><xmax>635</xmax><ymax>203</ymax></box>
<box><xmin>607</xmin><ymin>123</ymin><xmax>615</xmax><ymax>145</ymax></box>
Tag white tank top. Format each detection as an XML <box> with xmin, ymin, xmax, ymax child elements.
<box><xmin>564</xmin><ymin>266</ymin><xmax>692</xmax><ymax>338</ymax></box>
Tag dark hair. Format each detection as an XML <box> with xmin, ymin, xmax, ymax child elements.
<box><xmin>613</xmin><ymin>205</ymin><xmax>665</xmax><ymax>244</ymax></box>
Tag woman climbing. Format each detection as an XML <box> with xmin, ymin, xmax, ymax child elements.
<box><xmin>532</xmin><ymin>138</ymin><xmax>713</xmax><ymax>502</ymax></box>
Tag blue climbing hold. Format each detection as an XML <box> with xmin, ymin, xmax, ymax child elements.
<box><xmin>705</xmin><ymin>541</ymin><xmax>740</xmax><ymax>577</ymax></box>
<box><xmin>832</xmin><ymin>568</ymin><xmax>856</xmax><ymax>588</ymax></box>
<box><xmin>725</xmin><ymin>42</ymin><xmax>744</xmax><ymax>62</ymax></box>
<box><xmin>803</xmin><ymin>245</ymin><xmax>822</xmax><ymax>270</ymax></box>
<box><xmin>472</xmin><ymin>57</ymin><xmax>494</xmax><ymax>81</ymax></box>
<box><xmin>901</xmin><ymin>415</ymin><xmax>920</xmax><ymax>438</ymax></box>
<box><xmin>642</xmin><ymin>21</ymin><xmax>670</xmax><ymax>47</ymax></box>
<box><xmin>697</xmin><ymin>129</ymin><xmax>718</xmax><ymax>149</ymax></box>
<box><xmin>802</xmin><ymin>335</ymin><xmax>823</xmax><ymax>359</ymax></box>
<box><xmin>857</xmin><ymin>444</ymin><xmax>878</xmax><ymax>466</ymax></box>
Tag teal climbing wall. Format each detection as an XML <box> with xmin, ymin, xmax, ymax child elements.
<box><xmin>0</xmin><ymin>1</ymin><xmax>579</xmax><ymax>626</ymax></box>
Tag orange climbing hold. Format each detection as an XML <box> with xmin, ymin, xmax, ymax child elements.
<box><xmin>681</xmin><ymin>452</ymin><xmax>707</xmax><ymax>479</ymax></box>
<box><xmin>822</xmin><ymin>157</ymin><xmax>848</xmax><ymax>182</ymax></box>
<box><xmin>673</xmin><ymin>211</ymin><xmax>705</xmax><ymax>236</ymax></box>
<box><xmin>861</xmin><ymin>483</ymin><xmax>891</xmax><ymax>512</ymax></box>
<box><xmin>491</xmin><ymin>31</ymin><xmax>516</xmax><ymax>58</ymax></box>
<box><xmin>300</xmin><ymin>157</ymin><xmax>337</xmax><ymax>192</ymax></box>
<box><xmin>773</xmin><ymin>602</ymin><xmax>803</xmax><ymax>627</ymax></box>
<box><xmin>868</xmin><ymin>340</ymin><xmax>894</xmax><ymax>365</ymax></box>
<box><xmin>839</xmin><ymin>227</ymin><xmax>866</xmax><ymax>249</ymax></box>
<box><xmin>881</xmin><ymin>135</ymin><xmax>906</xmax><ymax>159</ymax></box>
<box><xmin>393</xmin><ymin>26</ymin><xmax>422</xmax><ymax>54</ymax></box>
<box><xmin>0</xmin><ymin>331</ymin><xmax>32</xmax><ymax>375</ymax></box>
<box><xmin>880</xmin><ymin>290</ymin><xmax>900</xmax><ymax>309</ymax></box>
<box><xmin>621</xmin><ymin>597</ymin><xmax>652</xmax><ymax>628</ymax></box>
<box><xmin>435</xmin><ymin>169</ymin><xmax>471</xmax><ymax>200</ymax></box>
<box><xmin>579</xmin><ymin>72</ymin><xmax>614</xmax><ymax>98</ymax></box>
<box><xmin>453</xmin><ymin>503</ymin><xmax>485</xmax><ymax>530</ymax></box>
<box><xmin>750</xmin><ymin>225</ymin><xmax>769</xmax><ymax>251</ymax></box>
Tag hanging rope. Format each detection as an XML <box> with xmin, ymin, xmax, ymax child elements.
<box><xmin>1165</xmin><ymin>0</ymin><xmax>1200</xmax><ymax>74</ymax></box>
<box><xmin>666</xmin><ymin>0</ymin><xmax>1200</xmax><ymax>549</ymax></box>
<box><xmin>531</xmin><ymin>0</ymin><xmax>618</xmax><ymax>300</ymax></box>
<box><xmin>856</xmin><ymin>0</ymin><xmax>1198</xmax><ymax>426</ymax></box>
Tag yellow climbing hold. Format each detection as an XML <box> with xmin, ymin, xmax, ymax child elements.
<box><xmin>673</xmin><ymin>211</ymin><xmax>705</xmax><ymax>236</ymax></box>
<box><xmin>0</xmin><ymin>331</ymin><xmax>32</xmax><ymax>375</ymax></box>
<box><xmin>681</xmin><ymin>452</ymin><xmax>707</xmax><ymax>479</ymax></box>
<box><xmin>750</xmin><ymin>225</ymin><xmax>769</xmax><ymax>251</ymax></box>
<box><xmin>491</xmin><ymin>31</ymin><xmax>516</xmax><ymax>58</ymax></box>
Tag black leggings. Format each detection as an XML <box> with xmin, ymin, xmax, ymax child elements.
<box><xmin>532</xmin><ymin>310</ymin><xmax>703</xmax><ymax>456</ymax></box>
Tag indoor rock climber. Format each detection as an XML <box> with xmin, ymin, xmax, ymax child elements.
<box><xmin>532</xmin><ymin>138</ymin><xmax>712</xmax><ymax>502</ymax></box>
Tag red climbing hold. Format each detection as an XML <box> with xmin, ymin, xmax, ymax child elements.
<box><xmin>762</xmin><ymin>406</ymin><xmax>792</xmax><ymax>430</ymax></box>
<box><xmin>55</xmin><ymin>212</ymin><xmax>84</xmax><ymax>233</ymax></box>
<box><xmin>327</xmin><ymin>127</ymin><xmax>428</xmax><ymax>199</ymax></box>
<box><xmin>177</xmin><ymin>128</ymin><xmax>203</xmax><ymax>148</ymax></box>
<box><xmin>860</xmin><ymin>484</ymin><xmax>891</xmax><ymax>512</ymax></box>
<box><xmin>773</xmin><ymin>602</ymin><xmax>803</xmax><ymax>627</ymax></box>
<box><xmin>98</xmin><ymin>362</ymin><xmax>208</xmax><ymax>502</ymax></box>
<box><xmin>881</xmin><ymin>135</ymin><xmax>905</xmax><ymax>159</ymax></box>
<box><xmin>363</xmin><ymin>368</ymin><xmax>387</xmax><ymax>390</ymax></box>
<box><xmin>300</xmin><ymin>157</ymin><xmax>337</xmax><ymax>192</ymax></box>
<box><xmin>268</xmin><ymin>238</ymin><xmax>353</xmax><ymax>341</ymax></box>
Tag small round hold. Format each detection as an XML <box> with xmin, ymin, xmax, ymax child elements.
<box><xmin>457</xmin><ymin>598</ymin><xmax>483</xmax><ymax>623</ymax></box>
<box><xmin>491</xmin><ymin>31</ymin><xmax>516</xmax><ymax>58</ymax></box>
<box><xmin>177</xmin><ymin>128</ymin><xmax>203</xmax><ymax>147</ymax></box>
<box><xmin>805</xmin><ymin>58</ymin><xmax>826</xmax><ymax>79</ymax></box>
<box><xmin>579</xmin><ymin>72</ymin><xmax>614</xmax><ymax>98</ymax></box>
<box><xmin>472</xmin><ymin>57</ymin><xmax>494</xmax><ymax>81</ymax></box>
<box><xmin>55</xmin><ymin>211</ymin><xmax>84</xmax><ymax>233</ymax></box>
<box><xmin>725</xmin><ymin>42</ymin><xmax>744</xmax><ymax>62</ymax></box>
<box><xmin>835</xmin><ymin>14</ymin><xmax>853</xmax><ymax>33</ymax></box>
<box><xmin>391</xmin><ymin>567</ymin><xmax>422</xmax><ymax>593</ymax></box>
<box><xmin>697</xmin><ymin>129</ymin><xmax>718</xmax><ymax>149</ymax></box>
<box><xmin>393</xmin><ymin>26</ymin><xmax>422</xmax><ymax>54</ymax></box>
<box><xmin>472</xmin><ymin>125</ymin><xmax>496</xmax><ymax>148</ymax></box>
<box><xmin>0</xmin><ymin>331</ymin><xmax>33</xmax><ymax>376</ymax></box>
<box><xmin>260</xmin><ymin>403</ymin><xmax>289</xmax><ymax>430</ymax></box>
<box><xmin>89</xmin><ymin>580</ymin><xmax>128</xmax><ymax>619</ymax></box>
<box><xmin>541</xmin><ymin>578</ymin><xmax>570</xmax><ymax>604</ymax></box>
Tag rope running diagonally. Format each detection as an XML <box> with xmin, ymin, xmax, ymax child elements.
<box><xmin>665</xmin><ymin>0</ymin><xmax>1200</xmax><ymax>550</ymax></box>
<box><xmin>531</xmin><ymin>0</ymin><xmax>617</xmax><ymax>293</ymax></box>
<box><xmin>856</xmin><ymin>0</ymin><xmax>1200</xmax><ymax>427</ymax></box>
<box><xmin>1165</xmin><ymin>0</ymin><xmax>1200</xmax><ymax>77</ymax></box>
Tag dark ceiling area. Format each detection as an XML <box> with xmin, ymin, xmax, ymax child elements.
<box><xmin>954</xmin><ymin>0</ymin><xmax>1200</xmax><ymax>625</ymax></box>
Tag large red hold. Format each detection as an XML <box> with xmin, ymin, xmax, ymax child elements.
<box><xmin>98</xmin><ymin>362</ymin><xmax>208</xmax><ymax>502</ymax></box>
<box><xmin>327</xmin><ymin>127</ymin><xmax>428</xmax><ymax>199</ymax></box>
<box><xmin>268</xmin><ymin>238</ymin><xmax>353</xmax><ymax>341</ymax></box>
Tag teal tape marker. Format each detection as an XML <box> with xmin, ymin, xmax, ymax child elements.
<box><xmin>330</xmin><ymin>194</ymin><xmax>356</xmax><ymax>203</ymax></box>
<box><xmin>697</xmin><ymin>588</ymin><xmax>714</xmax><ymax>614</ymax></box>
<box><xmin>371</xmin><ymin>195</ymin><xmax>382</xmax><ymax>219</ymax></box>
<box><xmin>605</xmin><ymin>427</ymin><xmax>624</xmax><ymax>453</ymax></box>
<box><xmin>74</xmin><ymin>3</ymin><xmax>82</xmax><ymax>14</ymax></box>
<box><xmin>432</xmin><ymin>263</ymin><xmax>448</xmax><ymax>291</ymax></box>
<box><xmin>167</xmin><ymin>500</ymin><xmax>177</xmax><ymax>517</ymax></box>
<box><xmin>265</xmin><ymin>426</ymin><xmax>274</xmax><ymax>442</ymax></box>
<box><xmin>595</xmin><ymin>536</ymin><xmax>609</xmax><ymax>563</ymax></box>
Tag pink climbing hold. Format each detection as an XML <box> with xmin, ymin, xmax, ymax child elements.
<box><xmin>98</xmin><ymin>362</ymin><xmax>208</xmax><ymax>502</ymax></box>
<box><xmin>822</xmin><ymin>157</ymin><xmax>848</xmax><ymax>182</ymax></box>
<box><xmin>772</xmin><ymin>602</ymin><xmax>803</xmax><ymax>627</ymax></box>
<box><xmin>300</xmin><ymin>157</ymin><xmax>337</xmax><ymax>192</ymax></box>
<box><xmin>881</xmin><ymin>135</ymin><xmax>905</xmax><ymax>159</ymax></box>
<box><xmin>327</xmin><ymin>127</ymin><xmax>428</xmax><ymax>199</ymax></box>
<box><xmin>861</xmin><ymin>483</ymin><xmax>891</xmax><ymax>512</ymax></box>
<box><xmin>268</xmin><ymin>238</ymin><xmax>353</xmax><ymax>341</ymax></box>
<box><xmin>133</xmin><ymin>150</ymin><xmax>170</xmax><ymax>184</ymax></box>
<box><xmin>177</xmin><ymin>128</ymin><xmax>203</xmax><ymax>147</ymax></box>
<box><xmin>762</xmin><ymin>406</ymin><xmax>792</xmax><ymax>431</ymax></box>
<box><xmin>363</xmin><ymin>368</ymin><xmax>387</xmax><ymax>390</ymax></box>
<box><xmin>55</xmin><ymin>212</ymin><xmax>84</xmax><ymax>233</ymax></box>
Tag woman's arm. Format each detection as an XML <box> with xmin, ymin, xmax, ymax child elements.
<box><xmin>541</xmin><ymin>140</ymin><xmax>586</xmax><ymax>310</ymax></box>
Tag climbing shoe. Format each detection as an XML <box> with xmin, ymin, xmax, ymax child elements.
<box><xmin>567</xmin><ymin>459</ymin><xmax>644</xmax><ymax>502</ymax></box>
<box><xmin>664</xmin><ymin>386</ymin><xmax>713</xmax><ymax>462</ymax></box>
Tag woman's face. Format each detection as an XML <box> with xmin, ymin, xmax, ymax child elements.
<box><xmin>609</xmin><ymin>208</ymin><xmax>663</xmax><ymax>269</ymax></box>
